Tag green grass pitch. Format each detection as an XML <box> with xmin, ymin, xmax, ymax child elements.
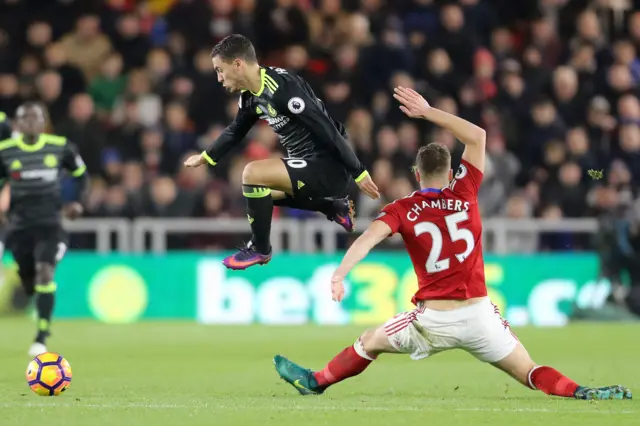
<box><xmin>0</xmin><ymin>320</ymin><xmax>638</xmax><ymax>426</ymax></box>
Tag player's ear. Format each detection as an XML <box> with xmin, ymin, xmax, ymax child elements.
<box><xmin>448</xmin><ymin>169</ymin><xmax>453</xmax><ymax>181</ymax></box>
<box><xmin>414</xmin><ymin>169</ymin><xmax>420</xmax><ymax>183</ymax></box>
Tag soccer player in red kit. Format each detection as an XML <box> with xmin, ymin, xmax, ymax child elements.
<box><xmin>273</xmin><ymin>87</ymin><xmax>632</xmax><ymax>401</ymax></box>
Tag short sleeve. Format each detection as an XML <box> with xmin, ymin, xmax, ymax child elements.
<box><xmin>449</xmin><ymin>159</ymin><xmax>483</xmax><ymax>199</ymax></box>
<box><xmin>61</xmin><ymin>142</ymin><xmax>87</xmax><ymax>176</ymax></box>
<box><xmin>374</xmin><ymin>203</ymin><xmax>403</xmax><ymax>235</ymax></box>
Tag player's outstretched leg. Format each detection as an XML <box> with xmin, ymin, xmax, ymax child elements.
<box><xmin>274</xmin><ymin>196</ymin><xmax>355</xmax><ymax>232</ymax></box>
<box><xmin>274</xmin><ymin>327</ymin><xmax>395</xmax><ymax>395</ymax></box>
<box><xmin>494</xmin><ymin>343</ymin><xmax>632</xmax><ymax>400</ymax></box>
<box><xmin>29</xmin><ymin>262</ymin><xmax>56</xmax><ymax>357</ymax></box>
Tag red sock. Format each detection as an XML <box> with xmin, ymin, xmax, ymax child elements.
<box><xmin>313</xmin><ymin>339</ymin><xmax>376</xmax><ymax>388</ymax></box>
<box><xmin>528</xmin><ymin>366</ymin><xmax>580</xmax><ymax>397</ymax></box>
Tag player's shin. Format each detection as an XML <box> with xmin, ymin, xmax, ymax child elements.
<box><xmin>242</xmin><ymin>184</ymin><xmax>273</xmax><ymax>254</ymax></box>
<box><xmin>313</xmin><ymin>337</ymin><xmax>376</xmax><ymax>389</ymax></box>
<box><xmin>34</xmin><ymin>281</ymin><xmax>56</xmax><ymax>344</ymax></box>
<box><xmin>527</xmin><ymin>366</ymin><xmax>579</xmax><ymax>397</ymax></box>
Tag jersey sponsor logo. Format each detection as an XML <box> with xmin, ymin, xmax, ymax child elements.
<box><xmin>14</xmin><ymin>169</ymin><xmax>59</xmax><ymax>182</ymax></box>
<box><xmin>265</xmin><ymin>115</ymin><xmax>290</xmax><ymax>130</ymax></box>
<box><xmin>44</xmin><ymin>154</ymin><xmax>58</xmax><ymax>168</ymax></box>
<box><xmin>287</xmin><ymin>97</ymin><xmax>305</xmax><ymax>114</ymax></box>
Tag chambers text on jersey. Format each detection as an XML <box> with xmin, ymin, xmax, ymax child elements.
<box><xmin>203</xmin><ymin>67</ymin><xmax>365</xmax><ymax>179</ymax></box>
<box><xmin>0</xmin><ymin>134</ymin><xmax>86</xmax><ymax>229</ymax></box>
<box><xmin>376</xmin><ymin>159</ymin><xmax>486</xmax><ymax>303</ymax></box>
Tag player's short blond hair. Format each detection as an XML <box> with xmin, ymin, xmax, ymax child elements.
<box><xmin>416</xmin><ymin>143</ymin><xmax>451</xmax><ymax>178</ymax></box>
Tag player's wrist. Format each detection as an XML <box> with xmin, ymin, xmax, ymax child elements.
<box><xmin>354</xmin><ymin>170</ymin><xmax>369</xmax><ymax>183</ymax></box>
<box><xmin>201</xmin><ymin>151</ymin><xmax>217</xmax><ymax>166</ymax></box>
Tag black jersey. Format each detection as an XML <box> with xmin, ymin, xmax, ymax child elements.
<box><xmin>0</xmin><ymin>111</ymin><xmax>12</xmax><ymax>141</ymax></box>
<box><xmin>204</xmin><ymin>66</ymin><xmax>366</xmax><ymax>179</ymax></box>
<box><xmin>0</xmin><ymin>133</ymin><xmax>88</xmax><ymax>230</ymax></box>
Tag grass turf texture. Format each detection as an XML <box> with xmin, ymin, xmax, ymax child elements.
<box><xmin>0</xmin><ymin>320</ymin><xmax>637</xmax><ymax>426</ymax></box>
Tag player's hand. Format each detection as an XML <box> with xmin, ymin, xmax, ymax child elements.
<box><xmin>63</xmin><ymin>202</ymin><xmax>83</xmax><ymax>220</ymax></box>
<box><xmin>393</xmin><ymin>86</ymin><xmax>431</xmax><ymax>119</ymax></box>
<box><xmin>356</xmin><ymin>174</ymin><xmax>380</xmax><ymax>200</ymax></box>
<box><xmin>331</xmin><ymin>274</ymin><xmax>345</xmax><ymax>302</ymax></box>
<box><xmin>183</xmin><ymin>154</ymin><xmax>206</xmax><ymax>168</ymax></box>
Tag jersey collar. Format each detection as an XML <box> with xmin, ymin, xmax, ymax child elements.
<box><xmin>420</xmin><ymin>188</ymin><xmax>442</xmax><ymax>194</ymax></box>
<box><xmin>250</xmin><ymin>68</ymin><xmax>266</xmax><ymax>97</ymax></box>
<box><xmin>16</xmin><ymin>134</ymin><xmax>46</xmax><ymax>152</ymax></box>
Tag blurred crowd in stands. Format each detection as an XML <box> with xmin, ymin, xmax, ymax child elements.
<box><xmin>0</xmin><ymin>0</ymin><xmax>639</xmax><ymax>253</ymax></box>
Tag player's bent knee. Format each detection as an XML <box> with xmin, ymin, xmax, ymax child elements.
<box><xmin>35</xmin><ymin>263</ymin><xmax>55</xmax><ymax>286</ymax></box>
<box><xmin>359</xmin><ymin>326</ymin><xmax>395</xmax><ymax>356</ymax></box>
<box><xmin>242</xmin><ymin>162</ymin><xmax>265</xmax><ymax>186</ymax></box>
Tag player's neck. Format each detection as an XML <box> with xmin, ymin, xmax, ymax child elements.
<box><xmin>22</xmin><ymin>134</ymin><xmax>40</xmax><ymax>144</ymax></box>
<box><xmin>244</xmin><ymin>63</ymin><xmax>263</xmax><ymax>94</ymax></box>
<box><xmin>419</xmin><ymin>180</ymin><xmax>448</xmax><ymax>191</ymax></box>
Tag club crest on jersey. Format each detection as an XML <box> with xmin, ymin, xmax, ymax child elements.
<box><xmin>287</xmin><ymin>97</ymin><xmax>305</xmax><ymax>114</ymax></box>
<box><xmin>455</xmin><ymin>164</ymin><xmax>468</xmax><ymax>179</ymax></box>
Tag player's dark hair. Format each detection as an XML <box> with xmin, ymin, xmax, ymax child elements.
<box><xmin>211</xmin><ymin>34</ymin><xmax>257</xmax><ymax>63</ymax></box>
<box><xmin>415</xmin><ymin>143</ymin><xmax>451</xmax><ymax>177</ymax></box>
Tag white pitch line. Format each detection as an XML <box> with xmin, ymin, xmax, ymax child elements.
<box><xmin>0</xmin><ymin>402</ymin><xmax>634</xmax><ymax>414</ymax></box>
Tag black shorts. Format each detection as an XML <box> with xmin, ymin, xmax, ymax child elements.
<box><xmin>282</xmin><ymin>156</ymin><xmax>351</xmax><ymax>198</ymax></box>
<box><xmin>4</xmin><ymin>226</ymin><xmax>67</xmax><ymax>280</ymax></box>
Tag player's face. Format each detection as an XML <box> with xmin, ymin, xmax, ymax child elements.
<box><xmin>212</xmin><ymin>56</ymin><xmax>244</xmax><ymax>93</ymax></box>
<box><xmin>15</xmin><ymin>106</ymin><xmax>46</xmax><ymax>136</ymax></box>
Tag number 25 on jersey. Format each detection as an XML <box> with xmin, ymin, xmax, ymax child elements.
<box><xmin>414</xmin><ymin>211</ymin><xmax>475</xmax><ymax>273</ymax></box>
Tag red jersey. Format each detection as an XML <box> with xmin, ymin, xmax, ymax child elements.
<box><xmin>375</xmin><ymin>159</ymin><xmax>486</xmax><ymax>304</ymax></box>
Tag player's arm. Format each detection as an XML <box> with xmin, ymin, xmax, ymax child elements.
<box><xmin>275</xmin><ymin>81</ymin><xmax>380</xmax><ymax>199</ymax></box>
<box><xmin>185</xmin><ymin>97</ymin><xmax>258</xmax><ymax>168</ymax></box>
<box><xmin>0</xmin><ymin>159</ymin><xmax>9</xmax><ymax>224</ymax></box>
<box><xmin>393</xmin><ymin>87</ymin><xmax>486</xmax><ymax>172</ymax></box>
<box><xmin>331</xmin><ymin>205</ymin><xmax>402</xmax><ymax>301</ymax></box>
<box><xmin>61</xmin><ymin>141</ymin><xmax>90</xmax><ymax>218</ymax></box>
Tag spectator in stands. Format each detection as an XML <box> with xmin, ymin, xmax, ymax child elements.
<box><xmin>43</xmin><ymin>43</ymin><xmax>86</xmax><ymax>96</ymax></box>
<box><xmin>56</xmin><ymin>93</ymin><xmax>105</xmax><ymax>174</ymax></box>
<box><xmin>59</xmin><ymin>14</ymin><xmax>112</xmax><ymax>81</ymax></box>
<box><xmin>36</xmin><ymin>70</ymin><xmax>68</xmax><ymax>125</ymax></box>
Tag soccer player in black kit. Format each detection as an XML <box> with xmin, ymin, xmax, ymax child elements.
<box><xmin>0</xmin><ymin>110</ymin><xmax>12</xmax><ymax>140</ymax></box>
<box><xmin>0</xmin><ymin>103</ymin><xmax>89</xmax><ymax>356</ymax></box>
<box><xmin>184</xmin><ymin>34</ymin><xmax>379</xmax><ymax>270</ymax></box>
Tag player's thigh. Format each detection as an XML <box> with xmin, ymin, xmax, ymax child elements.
<box><xmin>9</xmin><ymin>241</ymin><xmax>37</xmax><ymax>295</ymax></box>
<box><xmin>359</xmin><ymin>325</ymin><xmax>400</xmax><ymax>355</ymax></box>
<box><xmin>242</xmin><ymin>159</ymin><xmax>293</xmax><ymax>194</ymax></box>
<box><xmin>491</xmin><ymin>342</ymin><xmax>536</xmax><ymax>387</ymax></box>
<box><xmin>460</xmin><ymin>300</ymin><xmax>519</xmax><ymax>364</ymax></box>
<box><xmin>282</xmin><ymin>156</ymin><xmax>350</xmax><ymax>198</ymax></box>
<box><xmin>33</xmin><ymin>227</ymin><xmax>66</xmax><ymax>265</ymax></box>
<box><xmin>380</xmin><ymin>309</ymin><xmax>439</xmax><ymax>360</ymax></box>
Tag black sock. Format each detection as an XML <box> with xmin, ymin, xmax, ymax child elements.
<box><xmin>274</xmin><ymin>196</ymin><xmax>335</xmax><ymax>216</ymax></box>
<box><xmin>34</xmin><ymin>282</ymin><xmax>56</xmax><ymax>344</ymax></box>
<box><xmin>243</xmin><ymin>184</ymin><xmax>273</xmax><ymax>254</ymax></box>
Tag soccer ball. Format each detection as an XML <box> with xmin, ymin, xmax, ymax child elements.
<box><xmin>26</xmin><ymin>352</ymin><xmax>72</xmax><ymax>396</ymax></box>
